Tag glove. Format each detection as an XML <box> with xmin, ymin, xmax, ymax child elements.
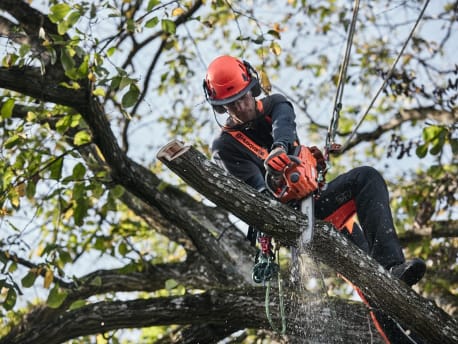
<box><xmin>264</xmin><ymin>146</ymin><xmax>291</xmax><ymax>173</ymax></box>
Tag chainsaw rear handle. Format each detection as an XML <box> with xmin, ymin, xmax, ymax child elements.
<box><xmin>264</xmin><ymin>146</ymin><xmax>318</xmax><ymax>202</ymax></box>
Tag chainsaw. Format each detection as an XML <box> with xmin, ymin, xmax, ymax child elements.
<box><xmin>252</xmin><ymin>145</ymin><xmax>320</xmax><ymax>284</ymax></box>
<box><xmin>265</xmin><ymin>145</ymin><xmax>318</xmax><ymax>245</ymax></box>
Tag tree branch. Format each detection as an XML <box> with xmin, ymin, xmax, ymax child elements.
<box><xmin>0</xmin><ymin>66</ymin><xmax>86</xmax><ymax>108</ymax></box>
<box><xmin>399</xmin><ymin>220</ymin><xmax>458</xmax><ymax>245</ymax></box>
<box><xmin>156</xmin><ymin>139</ymin><xmax>458</xmax><ymax>344</ymax></box>
<box><xmin>0</xmin><ymin>288</ymin><xmax>383</xmax><ymax>344</ymax></box>
<box><xmin>341</xmin><ymin>106</ymin><xmax>455</xmax><ymax>152</ymax></box>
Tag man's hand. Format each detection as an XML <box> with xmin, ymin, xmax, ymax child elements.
<box><xmin>264</xmin><ymin>146</ymin><xmax>291</xmax><ymax>173</ymax></box>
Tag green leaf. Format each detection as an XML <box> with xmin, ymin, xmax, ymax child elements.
<box><xmin>74</xmin><ymin>198</ymin><xmax>88</xmax><ymax>226</ymax></box>
<box><xmin>74</xmin><ymin>130</ymin><xmax>92</xmax><ymax>146</ymax></box>
<box><xmin>19</xmin><ymin>44</ymin><xmax>31</xmax><ymax>57</ymax></box>
<box><xmin>77</xmin><ymin>55</ymin><xmax>89</xmax><ymax>76</ymax></box>
<box><xmin>145</xmin><ymin>17</ymin><xmax>159</xmax><ymax>28</ymax></box>
<box><xmin>72</xmin><ymin>163</ymin><xmax>86</xmax><ymax>180</ymax></box>
<box><xmin>430</xmin><ymin>135</ymin><xmax>446</xmax><ymax>155</ymax></box>
<box><xmin>26</xmin><ymin>180</ymin><xmax>36</xmax><ymax>199</ymax></box>
<box><xmin>57</xmin><ymin>20</ymin><xmax>70</xmax><ymax>35</ymax></box>
<box><xmin>161</xmin><ymin>19</ymin><xmax>176</xmax><ymax>34</ymax></box>
<box><xmin>72</xmin><ymin>182</ymin><xmax>85</xmax><ymax>201</ymax></box>
<box><xmin>47</xmin><ymin>285</ymin><xmax>68</xmax><ymax>308</ymax></box>
<box><xmin>70</xmin><ymin>114</ymin><xmax>82</xmax><ymax>128</ymax></box>
<box><xmin>267</xmin><ymin>29</ymin><xmax>281</xmax><ymax>39</ymax></box>
<box><xmin>61</xmin><ymin>48</ymin><xmax>75</xmax><ymax>73</ymax></box>
<box><xmin>8</xmin><ymin>261</ymin><xmax>18</xmax><ymax>273</ymax></box>
<box><xmin>165</xmin><ymin>279</ymin><xmax>178</xmax><ymax>290</ymax></box>
<box><xmin>107</xmin><ymin>47</ymin><xmax>116</xmax><ymax>57</ymax></box>
<box><xmin>69</xmin><ymin>299</ymin><xmax>87</xmax><ymax>310</ymax></box>
<box><xmin>121</xmin><ymin>85</ymin><xmax>140</xmax><ymax>108</ymax></box>
<box><xmin>111</xmin><ymin>185</ymin><xmax>125</xmax><ymax>198</ymax></box>
<box><xmin>90</xmin><ymin>276</ymin><xmax>102</xmax><ymax>287</ymax></box>
<box><xmin>1</xmin><ymin>98</ymin><xmax>15</xmax><ymax>119</ymax></box>
<box><xmin>4</xmin><ymin>134</ymin><xmax>21</xmax><ymax>149</ymax></box>
<box><xmin>21</xmin><ymin>271</ymin><xmax>38</xmax><ymax>288</ymax></box>
<box><xmin>26</xmin><ymin>111</ymin><xmax>37</xmax><ymax>122</ymax></box>
<box><xmin>50</xmin><ymin>157</ymin><xmax>64</xmax><ymax>180</ymax></box>
<box><xmin>118</xmin><ymin>242</ymin><xmax>128</xmax><ymax>256</ymax></box>
<box><xmin>56</xmin><ymin>115</ymin><xmax>72</xmax><ymax>134</ymax></box>
<box><xmin>49</xmin><ymin>4</ymin><xmax>72</xmax><ymax>23</ymax></box>
<box><xmin>422</xmin><ymin>125</ymin><xmax>444</xmax><ymax>142</ymax></box>
<box><xmin>66</xmin><ymin>11</ymin><xmax>81</xmax><ymax>28</ymax></box>
<box><xmin>119</xmin><ymin>77</ymin><xmax>133</xmax><ymax>91</ymax></box>
<box><xmin>92</xmin><ymin>87</ymin><xmax>106</xmax><ymax>96</ymax></box>
<box><xmin>147</xmin><ymin>0</ymin><xmax>161</xmax><ymax>11</ymax></box>
<box><xmin>3</xmin><ymin>287</ymin><xmax>17</xmax><ymax>310</ymax></box>
<box><xmin>58</xmin><ymin>249</ymin><xmax>73</xmax><ymax>265</ymax></box>
<box><xmin>126</xmin><ymin>18</ymin><xmax>136</xmax><ymax>33</ymax></box>
<box><xmin>415</xmin><ymin>143</ymin><xmax>428</xmax><ymax>158</ymax></box>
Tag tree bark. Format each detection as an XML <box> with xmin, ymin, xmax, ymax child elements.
<box><xmin>157</xmin><ymin>139</ymin><xmax>458</xmax><ymax>344</ymax></box>
<box><xmin>0</xmin><ymin>288</ymin><xmax>383</xmax><ymax>344</ymax></box>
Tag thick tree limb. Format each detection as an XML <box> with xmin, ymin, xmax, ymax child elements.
<box><xmin>0</xmin><ymin>66</ymin><xmax>85</xmax><ymax>107</ymax></box>
<box><xmin>0</xmin><ymin>0</ymin><xmax>59</xmax><ymax>38</ymax></box>
<box><xmin>399</xmin><ymin>220</ymin><xmax>458</xmax><ymax>245</ymax></box>
<box><xmin>65</xmin><ymin>258</ymin><xmax>219</xmax><ymax>302</ymax></box>
<box><xmin>0</xmin><ymin>288</ymin><xmax>383</xmax><ymax>344</ymax></box>
<box><xmin>157</xmin><ymin>139</ymin><xmax>458</xmax><ymax>344</ymax></box>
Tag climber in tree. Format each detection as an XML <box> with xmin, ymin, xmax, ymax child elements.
<box><xmin>203</xmin><ymin>55</ymin><xmax>425</xmax><ymax>286</ymax></box>
<box><xmin>202</xmin><ymin>55</ymin><xmax>427</xmax><ymax>343</ymax></box>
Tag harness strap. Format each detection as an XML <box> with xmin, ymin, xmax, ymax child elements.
<box><xmin>226</xmin><ymin>130</ymin><xmax>269</xmax><ymax>160</ymax></box>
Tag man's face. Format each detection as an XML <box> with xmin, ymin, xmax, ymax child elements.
<box><xmin>224</xmin><ymin>91</ymin><xmax>257</xmax><ymax>124</ymax></box>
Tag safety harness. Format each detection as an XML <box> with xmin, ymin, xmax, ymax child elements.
<box><xmin>224</xmin><ymin>128</ymin><xmax>289</xmax><ymax>334</ymax></box>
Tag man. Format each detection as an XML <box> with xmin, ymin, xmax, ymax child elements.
<box><xmin>203</xmin><ymin>55</ymin><xmax>427</xmax><ymax>343</ymax></box>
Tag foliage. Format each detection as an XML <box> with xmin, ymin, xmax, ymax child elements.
<box><xmin>0</xmin><ymin>0</ymin><xmax>456</xmax><ymax>343</ymax></box>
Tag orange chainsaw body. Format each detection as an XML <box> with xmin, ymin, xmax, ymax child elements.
<box><xmin>268</xmin><ymin>145</ymin><xmax>318</xmax><ymax>203</ymax></box>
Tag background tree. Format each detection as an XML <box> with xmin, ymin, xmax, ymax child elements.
<box><xmin>0</xmin><ymin>0</ymin><xmax>456</xmax><ymax>343</ymax></box>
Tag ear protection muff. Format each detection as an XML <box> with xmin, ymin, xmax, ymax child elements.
<box><xmin>202</xmin><ymin>80</ymin><xmax>226</xmax><ymax>113</ymax></box>
<box><xmin>242</xmin><ymin>60</ymin><xmax>261</xmax><ymax>97</ymax></box>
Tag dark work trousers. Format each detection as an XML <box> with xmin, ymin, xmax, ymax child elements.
<box><xmin>314</xmin><ymin>166</ymin><xmax>425</xmax><ymax>343</ymax></box>
<box><xmin>314</xmin><ymin>166</ymin><xmax>405</xmax><ymax>268</ymax></box>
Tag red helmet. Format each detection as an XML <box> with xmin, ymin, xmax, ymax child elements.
<box><xmin>203</xmin><ymin>55</ymin><xmax>260</xmax><ymax>106</ymax></box>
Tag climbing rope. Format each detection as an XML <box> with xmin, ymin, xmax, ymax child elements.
<box><xmin>264</xmin><ymin>248</ymin><xmax>287</xmax><ymax>335</ymax></box>
<box><xmin>340</xmin><ymin>0</ymin><xmax>431</xmax><ymax>151</ymax></box>
<box><xmin>326</xmin><ymin>0</ymin><xmax>361</xmax><ymax>154</ymax></box>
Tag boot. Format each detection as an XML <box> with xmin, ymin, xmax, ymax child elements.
<box><xmin>390</xmin><ymin>258</ymin><xmax>426</xmax><ymax>286</ymax></box>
